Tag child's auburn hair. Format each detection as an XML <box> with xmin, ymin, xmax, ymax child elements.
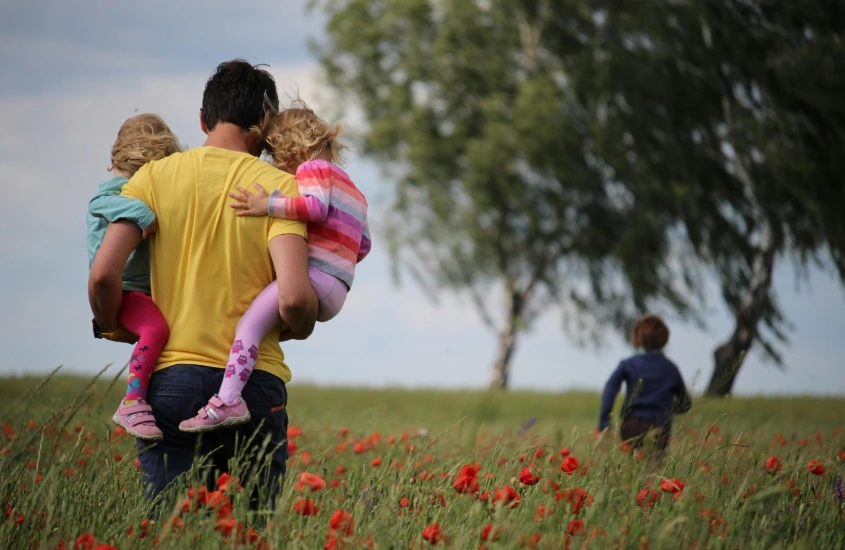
<box><xmin>110</xmin><ymin>114</ymin><xmax>181</xmax><ymax>176</ymax></box>
<box><xmin>262</xmin><ymin>100</ymin><xmax>346</xmax><ymax>173</ymax></box>
<box><xmin>630</xmin><ymin>314</ymin><xmax>670</xmax><ymax>351</ymax></box>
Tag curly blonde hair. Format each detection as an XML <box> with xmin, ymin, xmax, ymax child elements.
<box><xmin>109</xmin><ymin>114</ymin><xmax>182</xmax><ymax>176</ymax></box>
<box><xmin>262</xmin><ymin>100</ymin><xmax>346</xmax><ymax>173</ymax></box>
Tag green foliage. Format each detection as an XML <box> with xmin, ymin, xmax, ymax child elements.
<box><xmin>314</xmin><ymin>0</ymin><xmax>699</xmax><ymax>346</ymax></box>
<box><xmin>313</xmin><ymin>0</ymin><xmax>845</xmax><ymax>386</ymax></box>
<box><xmin>1</xmin><ymin>374</ymin><xmax>845</xmax><ymax>549</ymax></box>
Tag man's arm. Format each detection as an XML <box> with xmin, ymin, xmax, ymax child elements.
<box><xmin>88</xmin><ymin>221</ymin><xmax>142</xmax><ymax>332</ymax></box>
<box><xmin>269</xmin><ymin>234</ymin><xmax>318</xmax><ymax>339</ymax></box>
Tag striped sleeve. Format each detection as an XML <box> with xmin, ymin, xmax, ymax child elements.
<box><xmin>357</xmin><ymin>217</ymin><xmax>372</xmax><ymax>263</ymax></box>
<box><xmin>267</xmin><ymin>159</ymin><xmax>336</xmax><ymax>222</ymax></box>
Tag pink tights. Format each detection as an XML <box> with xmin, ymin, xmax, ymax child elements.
<box><xmin>119</xmin><ymin>291</ymin><xmax>169</xmax><ymax>404</ymax></box>
<box><xmin>218</xmin><ymin>268</ymin><xmax>346</xmax><ymax>403</ymax></box>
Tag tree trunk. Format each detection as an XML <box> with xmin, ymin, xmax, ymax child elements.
<box><xmin>705</xmin><ymin>220</ymin><xmax>777</xmax><ymax>396</ymax></box>
<box><xmin>488</xmin><ymin>288</ymin><xmax>523</xmax><ymax>390</ymax></box>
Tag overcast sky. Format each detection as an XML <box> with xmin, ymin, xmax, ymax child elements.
<box><xmin>1</xmin><ymin>0</ymin><xmax>843</xmax><ymax>396</ymax></box>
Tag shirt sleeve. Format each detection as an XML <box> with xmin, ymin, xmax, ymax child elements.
<box><xmin>357</xmin><ymin>217</ymin><xmax>372</xmax><ymax>263</ymax></box>
<box><xmin>673</xmin><ymin>369</ymin><xmax>693</xmax><ymax>414</ymax></box>
<box><xmin>599</xmin><ymin>362</ymin><xmax>626</xmax><ymax>431</ymax></box>
<box><xmin>264</xmin><ymin>169</ymin><xmax>308</xmax><ymax>243</ymax></box>
<box><xmin>120</xmin><ymin>165</ymin><xmax>154</xmax><ymax>213</ymax></box>
<box><xmin>91</xmin><ymin>176</ymin><xmax>155</xmax><ymax>230</ymax></box>
<box><xmin>268</xmin><ymin>160</ymin><xmax>333</xmax><ymax>222</ymax></box>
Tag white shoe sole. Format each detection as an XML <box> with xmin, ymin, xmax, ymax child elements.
<box><xmin>178</xmin><ymin>412</ymin><xmax>252</xmax><ymax>433</ymax></box>
<box><xmin>112</xmin><ymin>413</ymin><xmax>163</xmax><ymax>441</ymax></box>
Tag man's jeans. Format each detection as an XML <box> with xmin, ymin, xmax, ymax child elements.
<box><xmin>136</xmin><ymin>364</ymin><xmax>289</xmax><ymax>507</ymax></box>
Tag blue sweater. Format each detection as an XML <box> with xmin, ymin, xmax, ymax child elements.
<box><xmin>598</xmin><ymin>351</ymin><xmax>691</xmax><ymax>431</ymax></box>
<box><xmin>86</xmin><ymin>176</ymin><xmax>156</xmax><ymax>293</ymax></box>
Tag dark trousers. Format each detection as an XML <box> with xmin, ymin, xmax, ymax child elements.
<box><xmin>136</xmin><ymin>364</ymin><xmax>289</xmax><ymax>509</ymax></box>
<box><xmin>620</xmin><ymin>416</ymin><xmax>671</xmax><ymax>453</ymax></box>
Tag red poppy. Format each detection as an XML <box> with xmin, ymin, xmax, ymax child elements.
<box><xmin>534</xmin><ymin>505</ymin><xmax>553</xmax><ymax>521</ymax></box>
<box><xmin>567</xmin><ymin>519</ymin><xmax>586</xmax><ymax>536</ymax></box>
<box><xmin>519</xmin><ymin>467</ymin><xmax>541</xmax><ymax>486</ymax></box>
<box><xmin>216</xmin><ymin>472</ymin><xmax>240</xmax><ymax>492</ymax></box>
<box><xmin>837</xmin><ymin>450</ymin><xmax>845</xmax><ymax>462</ymax></box>
<box><xmin>492</xmin><ymin>485</ymin><xmax>521</xmax><ymax>509</ymax></box>
<box><xmin>478</xmin><ymin>491</ymin><xmax>491</xmax><ymax>501</ymax></box>
<box><xmin>288</xmin><ymin>441</ymin><xmax>298</xmax><ymax>454</ymax></box>
<box><xmin>764</xmin><ymin>456</ymin><xmax>782</xmax><ymax>474</ymax></box>
<box><xmin>560</xmin><ymin>447</ymin><xmax>570</xmax><ymax>457</ymax></box>
<box><xmin>75</xmin><ymin>534</ymin><xmax>95</xmax><ymax>550</ymax></box>
<box><xmin>620</xmin><ymin>442</ymin><xmax>632</xmax><ymax>453</ymax></box>
<box><xmin>422</xmin><ymin>523</ymin><xmax>442</xmax><ymax>545</ymax></box>
<box><xmin>111</xmin><ymin>426</ymin><xmax>125</xmax><ymax>438</ymax></box>
<box><xmin>636</xmin><ymin>488</ymin><xmax>660</xmax><ymax>508</ymax></box>
<box><xmin>215</xmin><ymin>517</ymin><xmax>236</xmax><ymax>536</ymax></box>
<box><xmin>371</xmin><ymin>457</ymin><xmax>382</xmax><ymax>467</ymax></box>
<box><xmin>556</xmin><ymin>487</ymin><xmax>592</xmax><ymax>514</ymax></box>
<box><xmin>807</xmin><ymin>459</ymin><xmax>826</xmax><ymax>475</ymax></box>
<box><xmin>292</xmin><ymin>498</ymin><xmax>319</xmax><ymax>516</ymax></box>
<box><xmin>561</xmin><ymin>456</ymin><xmax>579</xmax><ymax>475</ymax></box>
<box><xmin>287</xmin><ymin>425</ymin><xmax>304</xmax><ymax>438</ymax></box>
<box><xmin>534</xmin><ymin>448</ymin><xmax>545</xmax><ymax>459</ymax></box>
<box><xmin>205</xmin><ymin>490</ymin><xmax>230</xmax><ymax>512</ymax></box>
<box><xmin>339</xmin><ymin>427</ymin><xmax>349</xmax><ymax>437</ymax></box>
<box><xmin>481</xmin><ymin>524</ymin><xmax>503</xmax><ymax>542</ymax></box>
<box><xmin>453</xmin><ymin>463</ymin><xmax>480</xmax><ymax>494</ymax></box>
<box><xmin>329</xmin><ymin>509</ymin><xmax>355</xmax><ymax>536</ymax></box>
<box><xmin>353</xmin><ymin>443</ymin><xmax>365</xmax><ymax>454</ymax></box>
<box><xmin>336</xmin><ymin>465</ymin><xmax>347</xmax><ymax>475</ymax></box>
<box><xmin>296</xmin><ymin>472</ymin><xmax>327</xmax><ymax>492</ymax></box>
<box><xmin>660</xmin><ymin>479</ymin><xmax>685</xmax><ymax>494</ymax></box>
<box><xmin>94</xmin><ymin>545</ymin><xmax>118</xmax><ymax>550</ymax></box>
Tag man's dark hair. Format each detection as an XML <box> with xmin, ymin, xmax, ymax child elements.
<box><xmin>201</xmin><ymin>59</ymin><xmax>279</xmax><ymax>132</ymax></box>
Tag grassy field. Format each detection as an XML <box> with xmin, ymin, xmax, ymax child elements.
<box><xmin>1</xmin><ymin>371</ymin><xmax>844</xmax><ymax>549</ymax></box>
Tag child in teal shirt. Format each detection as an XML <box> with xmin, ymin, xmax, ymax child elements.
<box><xmin>87</xmin><ymin>113</ymin><xmax>181</xmax><ymax>440</ymax></box>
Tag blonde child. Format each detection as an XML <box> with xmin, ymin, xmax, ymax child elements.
<box><xmin>179</xmin><ymin>102</ymin><xmax>371</xmax><ymax>432</ymax></box>
<box><xmin>87</xmin><ymin>114</ymin><xmax>181</xmax><ymax>440</ymax></box>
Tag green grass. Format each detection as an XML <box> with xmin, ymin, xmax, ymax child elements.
<box><xmin>1</xmin><ymin>371</ymin><xmax>844</xmax><ymax>549</ymax></box>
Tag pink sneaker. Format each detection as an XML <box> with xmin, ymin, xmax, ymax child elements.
<box><xmin>179</xmin><ymin>395</ymin><xmax>251</xmax><ymax>433</ymax></box>
<box><xmin>112</xmin><ymin>400</ymin><xmax>163</xmax><ymax>441</ymax></box>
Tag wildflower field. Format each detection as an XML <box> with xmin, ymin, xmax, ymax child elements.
<box><xmin>1</xmin><ymin>371</ymin><xmax>844</xmax><ymax>549</ymax></box>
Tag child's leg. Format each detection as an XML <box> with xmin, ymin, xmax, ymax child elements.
<box><xmin>217</xmin><ymin>282</ymin><xmax>282</xmax><ymax>403</ymax></box>
<box><xmin>119</xmin><ymin>291</ymin><xmax>169</xmax><ymax>404</ymax></box>
<box><xmin>309</xmin><ymin>268</ymin><xmax>348</xmax><ymax>322</ymax></box>
<box><xmin>114</xmin><ymin>291</ymin><xmax>169</xmax><ymax>440</ymax></box>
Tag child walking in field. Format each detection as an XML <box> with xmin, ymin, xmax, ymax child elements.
<box><xmin>87</xmin><ymin>114</ymin><xmax>181</xmax><ymax>441</ymax></box>
<box><xmin>179</xmin><ymin>102</ymin><xmax>371</xmax><ymax>432</ymax></box>
<box><xmin>598</xmin><ymin>314</ymin><xmax>692</xmax><ymax>455</ymax></box>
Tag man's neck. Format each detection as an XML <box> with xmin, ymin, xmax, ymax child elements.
<box><xmin>203</xmin><ymin>123</ymin><xmax>255</xmax><ymax>154</ymax></box>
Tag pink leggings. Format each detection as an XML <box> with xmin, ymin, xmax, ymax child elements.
<box><xmin>218</xmin><ymin>268</ymin><xmax>346</xmax><ymax>402</ymax></box>
<box><xmin>119</xmin><ymin>291</ymin><xmax>169</xmax><ymax>403</ymax></box>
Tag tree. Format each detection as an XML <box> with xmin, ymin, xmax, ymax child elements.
<box><xmin>313</xmin><ymin>0</ymin><xmax>845</xmax><ymax>393</ymax></box>
<box><xmin>313</xmin><ymin>0</ymin><xmax>701</xmax><ymax>388</ymax></box>
<box><xmin>583</xmin><ymin>1</ymin><xmax>845</xmax><ymax>395</ymax></box>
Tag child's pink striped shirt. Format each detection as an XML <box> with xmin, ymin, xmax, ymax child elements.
<box><xmin>268</xmin><ymin>159</ymin><xmax>370</xmax><ymax>288</ymax></box>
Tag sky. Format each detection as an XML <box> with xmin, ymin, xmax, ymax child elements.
<box><xmin>1</xmin><ymin>0</ymin><xmax>844</xmax><ymax>397</ymax></box>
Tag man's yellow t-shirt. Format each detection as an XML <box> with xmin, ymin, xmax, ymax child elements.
<box><xmin>121</xmin><ymin>147</ymin><xmax>306</xmax><ymax>382</ymax></box>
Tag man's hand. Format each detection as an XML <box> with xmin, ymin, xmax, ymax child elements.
<box><xmin>141</xmin><ymin>218</ymin><xmax>158</xmax><ymax>240</ymax></box>
<box><xmin>100</xmin><ymin>325</ymin><xmax>140</xmax><ymax>344</ymax></box>
<box><xmin>229</xmin><ymin>183</ymin><xmax>271</xmax><ymax>217</ymax></box>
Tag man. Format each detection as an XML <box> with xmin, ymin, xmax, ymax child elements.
<box><xmin>89</xmin><ymin>59</ymin><xmax>318</xmax><ymax>505</ymax></box>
